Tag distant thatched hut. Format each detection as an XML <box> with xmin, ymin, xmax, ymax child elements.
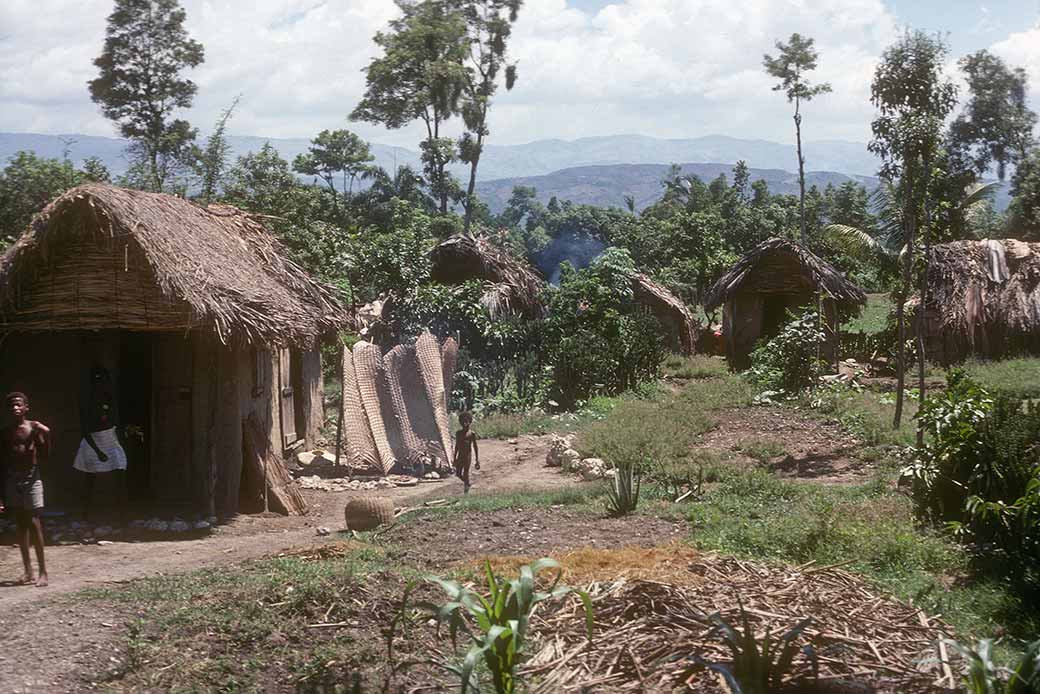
<box><xmin>631</xmin><ymin>273</ymin><xmax>697</xmax><ymax>354</ymax></box>
<box><xmin>0</xmin><ymin>184</ymin><xmax>351</xmax><ymax>517</ymax></box>
<box><xmin>703</xmin><ymin>238</ymin><xmax>866</xmax><ymax>369</ymax></box>
<box><xmin>430</xmin><ymin>234</ymin><xmax>546</xmax><ymax>318</ymax></box>
<box><xmin>920</xmin><ymin>239</ymin><xmax>1040</xmax><ymax>364</ymax></box>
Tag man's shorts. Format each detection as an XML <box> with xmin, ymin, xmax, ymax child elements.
<box><xmin>4</xmin><ymin>478</ymin><xmax>44</xmax><ymax>513</ymax></box>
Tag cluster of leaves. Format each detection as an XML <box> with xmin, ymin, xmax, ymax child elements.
<box><xmin>746</xmin><ymin>308</ymin><xmax>827</xmax><ymax>395</ymax></box>
<box><xmin>904</xmin><ymin>370</ymin><xmax>1040</xmax><ymax>572</ymax></box>
<box><xmin>542</xmin><ymin>247</ymin><xmax>665</xmax><ymax>408</ymax></box>
<box><xmin>428</xmin><ymin>558</ymin><xmax>592</xmax><ymax>694</ymax></box>
<box><xmin>945</xmin><ymin>638</ymin><xmax>1040</xmax><ymax>694</ymax></box>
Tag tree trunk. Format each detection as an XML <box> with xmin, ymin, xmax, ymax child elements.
<box><xmin>795</xmin><ymin>98</ymin><xmax>806</xmax><ymax>244</ymax></box>
<box><xmin>915</xmin><ymin>155</ymin><xmax>934</xmax><ymax>446</ymax></box>
<box><xmin>893</xmin><ymin>170</ymin><xmax>916</xmax><ymax>430</ymax></box>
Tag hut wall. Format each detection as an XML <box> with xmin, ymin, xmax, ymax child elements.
<box><xmin>0</xmin><ymin>333</ymin><xmax>86</xmax><ymax>507</ymax></box>
<box><xmin>723</xmin><ymin>290</ymin><xmax>839</xmax><ymax>369</ymax></box>
<box><xmin>298</xmin><ymin>350</ymin><xmax>324</xmax><ymax>444</ymax></box>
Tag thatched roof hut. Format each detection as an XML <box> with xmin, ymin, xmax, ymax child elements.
<box><xmin>632</xmin><ymin>273</ymin><xmax>697</xmax><ymax>354</ymax></box>
<box><xmin>0</xmin><ymin>184</ymin><xmax>351</xmax><ymax>517</ymax></box>
<box><xmin>0</xmin><ymin>183</ymin><xmax>348</xmax><ymax>345</ymax></box>
<box><xmin>429</xmin><ymin>234</ymin><xmax>546</xmax><ymax>318</ymax></box>
<box><xmin>921</xmin><ymin>239</ymin><xmax>1040</xmax><ymax>363</ymax></box>
<box><xmin>703</xmin><ymin>238</ymin><xmax>866</xmax><ymax>369</ymax></box>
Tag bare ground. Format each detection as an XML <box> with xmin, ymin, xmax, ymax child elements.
<box><xmin>695</xmin><ymin>405</ymin><xmax>876</xmax><ymax>484</ymax></box>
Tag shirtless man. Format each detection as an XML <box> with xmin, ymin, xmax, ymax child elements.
<box><xmin>0</xmin><ymin>392</ymin><xmax>50</xmax><ymax>587</ymax></box>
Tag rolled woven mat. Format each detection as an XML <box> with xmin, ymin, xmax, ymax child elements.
<box><xmin>416</xmin><ymin>331</ymin><xmax>454</xmax><ymax>463</ymax></box>
<box><xmin>343</xmin><ymin>496</ymin><xmax>394</xmax><ymax>531</ymax></box>
<box><xmin>353</xmin><ymin>341</ymin><xmax>397</xmax><ymax>474</ymax></box>
<box><xmin>382</xmin><ymin>345</ymin><xmax>426</xmax><ymax>464</ymax></box>
<box><xmin>398</xmin><ymin>342</ymin><xmax>447</xmax><ymax>464</ymax></box>
<box><xmin>342</xmin><ymin>347</ymin><xmax>380</xmax><ymax>470</ymax></box>
<box><xmin>441</xmin><ymin>336</ymin><xmax>459</xmax><ymax>414</ymax></box>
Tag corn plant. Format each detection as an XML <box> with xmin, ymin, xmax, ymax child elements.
<box><xmin>606</xmin><ymin>459</ymin><xmax>641</xmax><ymax>516</ymax></box>
<box><xmin>428</xmin><ymin>558</ymin><xmax>593</xmax><ymax>694</ymax></box>
<box><xmin>690</xmin><ymin>603</ymin><xmax>818</xmax><ymax>694</ymax></box>
<box><xmin>945</xmin><ymin>638</ymin><xmax>1040</xmax><ymax>694</ymax></box>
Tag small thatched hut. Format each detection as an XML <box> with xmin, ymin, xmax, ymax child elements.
<box><xmin>430</xmin><ymin>234</ymin><xmax>546</xmax><ymax>318</ymax></box>
<box><xmin>631</xmin><ymin>273</ymin><xmax>697</xmax><ymax>354</ymax></box>
<box><xmin>920</xmin><ymin>239</ymin><xmax>1040</xmax><ymax>363</ymax></box>
<box><xmin>0</xmin><ymin>184</ymin><xmax>351</xmax><ymax>517</ymax></box>
<box><xmin>703</xmin><ymin>238</ymin><xmax>866</xmax><ymax>369</ymax></box>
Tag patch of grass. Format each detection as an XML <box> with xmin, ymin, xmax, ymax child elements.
<box><xmin>663</xmin><ymin>354</ymin><xmax>729</xmax><ymax>380</ymax></box>
<box><xmin>82</xmin><ymin>546</ymin><xmax>392</xmax><ymax>691</ymax></box>
<box><xmin>963</xmin><ymin>357</ymin><xmax>1040</xmax><ymax>399</ymax></box>
<box><xmin>394</xmin><ymin>487</ymin><xmax>605</xmax><ymax>524</ymax></box>
<box><xmin>804</xmin><ymin>384</ymin><xmax>918</xmax><ymax>448</ymax></box>
<box><xmin>842</xmin><ymin>293</ymin><xmax>891</xmax><ymax>335</ymax></box>
<box><xmin>671</xmin><ymin>468</ymin><xmax>1039</xmax><ymax>653</ymax></box>
<box><xmin>733</xmin><ymin>438</ymin><xmax>786</xmax><ymax>462</ymax></box>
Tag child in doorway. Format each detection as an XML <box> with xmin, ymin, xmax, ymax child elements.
<box><xmin>453</xmin><ymin>411</ymin><xmax>480</xmax><ymax>494</ymax></box>
<box><xmin>0</xmin><ymin>392</ymin><xmax>51</xmax><ymax>587</ymax></box>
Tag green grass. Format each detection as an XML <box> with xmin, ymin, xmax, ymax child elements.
<box><xmin>803</xmin><ymin>384</ymin><xmax>919</xmax><ymax>448</ymax></box>
<box><xmin>663</xmin><ymin>354</ymin><xmax>728</xmax><ymax>380</ymax></box>
<box><xmin>963</xmin><ymin>357</ymin><xmax>1040</xmax><ymax>399</ymax></box>
<box><xmin>733</xmin><ymin>438</ymin><xmax>786</xmax><ymax>462</ymax></box>
<box><xmin>395</xmin><ymin>486</ymin><xmax>605</xmax><ymax>522</ymax></box>
<box><xmin>83</xmin><ymin>546</ymin><xmax>392</xmax><ymax>691</ymax></box>
<box><xmin>644</xmin><ymin>467</ymin><xmax>1039</xmax><ymax>659</ymax></box>
<box><xmin>842</xmin><ymin>293</ymin><xmax>891</xmax><ymax>335</ymax></box>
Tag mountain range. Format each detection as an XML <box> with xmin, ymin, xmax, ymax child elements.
<box><xmin>4</xmin><ymin>131</ymin><xmax>1008</xmax><ymax>214</ymax></box>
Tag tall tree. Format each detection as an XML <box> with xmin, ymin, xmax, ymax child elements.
<box><xmin>868</xmin><ymin>30</ymin><xmax>957</xmax><ymax>432</ymax></box>
<box><xmin>1011</xmin><ymin>148</ymin><xmax>1040</xmax><ymax>239</ymax></box>
<box><xmin>88</xmin><ymin>0</ymin><xmax>205</xmax><ymax>193</ymax></box>
<box><xmin>763</xmin><ymin>33</ymin><xmax>831</xmax><ymax>243</ymax></box>
<box><xmin>0</xmin><ymin>152</ymin><xmax>90</xmax><ymax>245</ymax></box>
<box><xmin>457</xmin><ymin>0</ymin><xmax>523</xmax><ymax>233</ymax></box>
<box><xmin>192</xmin><ymin>96</ymin><xmax>240</xmax><ymax>205</ymax></box>
<box><xmin>292</xmin><ymin>129</ymin><xmax>375</xmax><ymax>202</ymax></box>
<box><xmin>352</xmin><ymin>0</ymin><xmax>469</xmax><ymax>215</ymax></box>
<box><xmin>949</xmin><ymin>50</ymin><xmax>1036</xmax><ymax>182</ymax></box>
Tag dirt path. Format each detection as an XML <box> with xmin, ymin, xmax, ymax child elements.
<box><xmin>0</xmin><ymin>435</ymin><xmax>564</xmax><ymax>609</ymax></box>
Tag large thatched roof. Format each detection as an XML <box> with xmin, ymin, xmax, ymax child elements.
<box><xmin>703</xmin><ymin>238</ymin><xmax>867</xmax><ymax>313</ymax></box>
<box><xmin>631</xmin><ymin>273</ymin><xmax>697</xmax><ymax>354</ymax></box>
<box><xmin>925</xmin><ymin>239</ymin><xmax>1040</xmax><ymax>350</ymax></box>
<box><xmin>429</xmin><ymin>234</ymin><xmax>546</xmax><ymax>317</ymax></box>
<box><xmin>0</xmin><ymin>184</ymin><xmax>350</xmax><ymax>346</ymax></box>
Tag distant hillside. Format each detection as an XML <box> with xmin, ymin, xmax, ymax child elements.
<box><xmin>475</xmin><ymin>163</ymin><xmax>882</xmax><ymax>213</ymax></box>
<box><xmin>0</xmin><ymin>131</ymin><xmax>880</xmax><ymax>182</ymax></box>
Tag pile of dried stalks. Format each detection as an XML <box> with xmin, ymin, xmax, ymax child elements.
<box><xmin>522</xmin><ymin>555</ymin><xmax>953</xmax><ymax>693</ymax></box>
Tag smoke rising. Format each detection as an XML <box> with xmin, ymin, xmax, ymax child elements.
<box><xmin>536</xmin><ymin>233</ymin><xmax>607</xmax><ymax>284</ymax></box>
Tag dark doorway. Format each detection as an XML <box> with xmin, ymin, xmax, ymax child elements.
<box><xmin>761</xmin><ymin>294</ymin><xmax>790</xmax><ymax>341</ymax></box>
<box><xmin>119</xmin><ymin>333</ymin><xmax>153</xmax><ymax>501</ymax></box>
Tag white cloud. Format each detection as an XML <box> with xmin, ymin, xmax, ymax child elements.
<box><xmin>1</xmin><ymin>0</ymin><xmax>1031</xmax><ymax>152</ymax></box>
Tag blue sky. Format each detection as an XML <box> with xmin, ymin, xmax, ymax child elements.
<box><xmin>1</xmin><ymin>0</ymin><xmax>1038</xmax><ymax>147</ymax></box>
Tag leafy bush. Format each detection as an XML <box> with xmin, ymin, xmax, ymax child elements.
<box><xmin>543</xmin><ymin>247</ymin><xmax>666</xmax><ymax>408</ymax></box>
<box><xmin>746</xmin><ymin>308</ymin><xmax>827</xmax><ymax>394</ymax></box>
<box><xmin>945</xmin><ymin>638</ymin><xmax>1040</xmax><ymax>694</ymax></box>
<box><xmin>690</xmin><ymin>604</ymin><xmax>818</xmax><ymax>694</ymax></box>
<box><xmin>428</xmin><ymin>559</ymin><xmax>592</xmax><ymax>694</ymax></box>
<box><xmin>904</xmin><ymin>370</ymin><xmax>1040</xmax><ymax>570</ymax></box>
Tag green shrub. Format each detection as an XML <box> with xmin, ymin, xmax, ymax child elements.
<box><xmin>904</xmin><ymin>370</ymin><xmax>1040</xmax><ymax>571</ymax></box>
<box><xmin>428</xmin><ymin>559</ymin><xmax>592</xmax><ymax>694</ymax></box>
<box><xmin>945</xmin><ymin>638</ymin><xmax>1040</xmax><ymax>694</ymax></box>
<box><xmin>746</xmin><ymin>308</ymin><xmax>827</xmax><ymax>394</ymax></box>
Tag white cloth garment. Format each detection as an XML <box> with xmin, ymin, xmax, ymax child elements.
<box><xmin>73</xmin><ymin>427</ymin><xmax>128</xmax><ymax>473</ymax></box>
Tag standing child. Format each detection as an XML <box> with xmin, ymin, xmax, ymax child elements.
<box><xmin>453</xmin><ymin>411</ymin><xmax>480</xmax><ymax>494</ymax></box>
<box><xmin>0</xmin><ymin>392</ymin><xmax>50</xmax><ymax>587</ymax></box>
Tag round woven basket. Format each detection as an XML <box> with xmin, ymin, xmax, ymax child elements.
<box><xmin>343</xmin><ymin>496</ymin><xmax>395</xmax><ymax>531</ymax></box>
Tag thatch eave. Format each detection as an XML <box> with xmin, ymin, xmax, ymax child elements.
<box><xmin>703</xmin><ymin>238</ymin><xmax>866</xmax><ymax>313</ymax></box>
<box><xmin>0</xmin><ymin>184</ymin><xmax>352</xmax><ymax>348</ymax></box>
<box><xmin>429</xmin><ymin>234</ymin><xmax>546</xmax><ymax>318</ymax></box>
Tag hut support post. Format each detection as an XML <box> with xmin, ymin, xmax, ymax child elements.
<box><xmin>333</xmin><ymin>342</ymin><xmax>345</xmax><ymax>471</ymax></box>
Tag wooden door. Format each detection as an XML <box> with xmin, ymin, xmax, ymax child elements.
<box><xmin>151</xmin><ymin>334</ymin><xmax>193</xmax><ymax>501</ymax></box>
<box><xmin>278</xmin><ymin>349</ymin><xmax>297</xmax><ymax>449</ymax></box>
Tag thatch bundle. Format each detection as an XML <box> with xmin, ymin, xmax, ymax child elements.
<box><xmin>924</xmin><ymin>239</ymin><xmax>1040</xmax><ymax>361</ymax></box>
<box><xmin>430</xmin><ymin>234</ymin><xmax>545</xmax><ymax>317</ymax></box>
<box><xmin>703</xmin><ymin>238</ymin><xmax>867</xmax><ymax>313</ymax></box>
<box><xmin>631</xmin><ymin>273</ymin><xmax>697</xmax><ymax>354</ymax></box>
<box><xmin>0</xmin><ymin>184</ymin><xmax>350</xmax><ymax>347</ymax></box>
